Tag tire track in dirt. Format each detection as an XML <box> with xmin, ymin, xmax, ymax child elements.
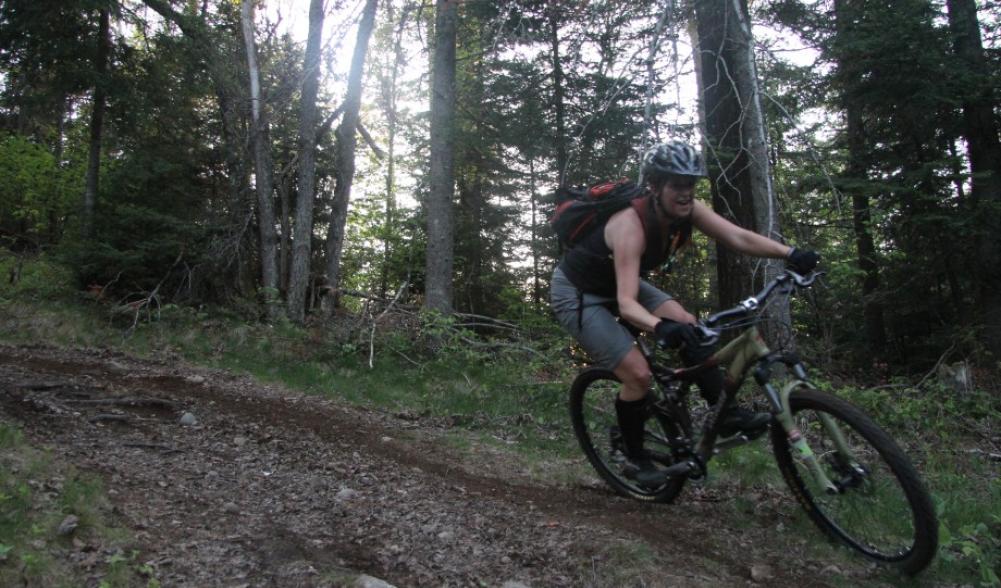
<box><xmin>0</xmin><ymin>344</ymin><xmax>849</xmax><ymax>586</ymax></box>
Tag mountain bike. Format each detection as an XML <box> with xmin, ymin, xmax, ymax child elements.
<box><xmin>568</xmin><ymin>269</ymin><xmax>938</xmax><ymax>575</ymax></box>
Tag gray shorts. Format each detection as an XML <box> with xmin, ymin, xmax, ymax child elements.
<box><xmin>550</xmin><ymin>267</ymin><xmax>672</xmax><ymax>369</ymax></box>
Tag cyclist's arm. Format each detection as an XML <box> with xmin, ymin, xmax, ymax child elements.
<box><xmin>691</xmin><ymin>200</ymin><xmax>792</xmax><ymax>259</ymax></box>
<box><xmin>605</xmin><ymin>209</ymin><xmax>661</xmax><ymax>333</ymax></box>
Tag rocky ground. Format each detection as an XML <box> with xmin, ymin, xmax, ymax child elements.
<box><xmin>0</xmin><ymin>343</ymin><xmax>886</xmax><ymax>587</ymax></box>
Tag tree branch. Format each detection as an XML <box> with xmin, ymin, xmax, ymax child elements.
<box><xmin>357</xmin><ymin>122</ymin><xmax>385</xmax><ymax>160</ymax></box>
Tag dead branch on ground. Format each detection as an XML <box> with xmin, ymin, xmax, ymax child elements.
<box><xmin>115</xmin><ymin>250</ymin><xmax>185</xmax><ymax>335</ymax></box>
<box><xmin>336</xmin><ymin>287</ymin><xmax>544</xmax><ymax>363</ymax></box>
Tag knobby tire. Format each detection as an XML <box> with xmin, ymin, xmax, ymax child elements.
<box><xmin>568</xmin><ymin>368</ymin><xmax>686</xmax><ymax>503</ymax></box>
<box><xmin>771</xmin><ymin>389</ymin><xmax>938</xmax><ymax>575</ymax></box>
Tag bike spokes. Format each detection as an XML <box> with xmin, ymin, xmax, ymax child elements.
<box><xmin>773</xmin><ymin>391</ymin><xmax>937</xmax><ymax>574</ymax></box>
<box><xmin>568</xmin><ymin>369</ymin><xmax>688</xmax><ymax>502</ymax></box>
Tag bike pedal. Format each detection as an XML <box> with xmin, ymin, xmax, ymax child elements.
<box><xmin>713</xmin><ymin>433</ymin><xmax>750</xmax><ymax>453</ymax></box>
<box><xmin>719</xmin><ymin>424</ymin><xmax>768</xmax><ymax>444</ymax></box>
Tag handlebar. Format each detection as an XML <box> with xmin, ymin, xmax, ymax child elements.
<box><xmin>694</xmin><ymin>269</ymin><xmax>822</xmax><ymax>345</ymax></box>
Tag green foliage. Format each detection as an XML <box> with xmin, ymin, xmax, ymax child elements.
<box><xmin>48</xmin><ymin>21</ymin><xmax>230</xmax><ymax>298</ymax></box>
<box><xmin>758</xmin><ymin>0</ymin><xmax>1000</xmax><ymax>367</ymax></box>
<box><xmin>339</xmin><ymin>199</ymin><xmax>426</xmax><ymax>302</ymax></box>
<box><xmin>0</xmin><ymin>422</ymin><xmax>155</xmax><ymax>587</ymax></box>
<box><xmin>0</xmin><ymin>250</ymin><xmax>76</xmax><ymax>301</ymax></box>
<box><xmin>1</xmin><ymin>0</ymin><xmax>1000</xmax><ymax>578</ymax></box>
<box><xmin>58</xmin><ymin>201</ymin><xmax>211</xmax><ymax>294</ymax></box>
<box><xmin>5</xmin><ymin>272</ymin><xmax>1001</xmax><ymax>584</ymax></box>
<box><xmin>936</xmin><ymin>484</ymin><xmax>1001</xmax><ymax>586</ymax></box>
<box><xmin>824</xmin><ymin>380</ymin><xmax>999</xmax><ymax>440</ymax></box>
<box><xmin>0</xmin><ymin>0</ymin><xmax>106</xmax><ymax>143</ymax></box>
<box><xmin>0</xmin><ymin>133</ymin><xmax>77</xmax><ymax>247</ymax></box>
<box><xmin>800</xmin><ymin>377</ymin><xmax>1001</xmax><ymax>584</ymax></box>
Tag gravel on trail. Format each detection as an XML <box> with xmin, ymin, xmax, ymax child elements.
<box><xmin>0</xmin><ymin>344</ymin><xmax>854</xmax><ymax>587</ymax></box>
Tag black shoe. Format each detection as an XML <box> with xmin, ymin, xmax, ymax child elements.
<box><xmin>718</xmin><ymin>405</ymin><xmax>770</xmax><ymax>438</ymax></box>
<box><xmin>622</xmin><ymin>453</ymin><xmax>668</xmax><ymax>488</ymax></box>
<box><xmin>614</xmin><ymin>396</ymin><xmax>665</xmax><ymax>487</ymax></box>
<box><xmin>610</xmin><ymin>428</ymin><xmax>665</xmax><ymax>487</ymax></box>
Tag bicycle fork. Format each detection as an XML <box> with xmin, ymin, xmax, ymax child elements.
<box><xmin>760</xmin><ymin>361</ymin><xmax>862</xmax><ymax>495</ymax></box>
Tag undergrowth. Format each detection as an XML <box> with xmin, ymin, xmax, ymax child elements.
<box><xmin>0</xmin><ymin>424</ymin><xmax>159</xmax><ymax>587</ymax></box>
<box><xmin>1</xmin><ymin>253</ymin><xmax>998</xmax><ymax>586</ymax></box>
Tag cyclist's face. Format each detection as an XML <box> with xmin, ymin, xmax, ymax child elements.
<box><xmin>658</xmin><ymin>177</ymin><xmax>698</xmax><ymax>219</ymax></box>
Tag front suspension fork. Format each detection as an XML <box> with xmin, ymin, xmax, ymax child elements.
<box><xmin>762</xmin><ymin>361</ymin><xmax>858</xmax><ymax>495</ymax></box>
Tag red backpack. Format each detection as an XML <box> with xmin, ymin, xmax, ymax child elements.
<box><xmin>550</xmin><ymin>179</ymin><xmax>646</xmax><ymax>248</ymax></box>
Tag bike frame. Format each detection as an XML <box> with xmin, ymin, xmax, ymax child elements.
<box><xmin>648</xmin><ymin>284</ymin><xmax>860</xmax><ymax>493</ymax></box>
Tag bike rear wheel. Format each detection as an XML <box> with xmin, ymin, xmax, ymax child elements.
<box><xmin>771</xmin><ymin>389</ymin><xmax>938</xmax><ymax>574</ymax></box>
<box><xmin>568</xmin><ymin>368</ymin><xmax>687</xmax><ymax>502</ymax></box>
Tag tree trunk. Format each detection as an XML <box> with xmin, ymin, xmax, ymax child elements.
<box><xmin>322</xmin><ymin>0</ymin><xmax>379</xmax><ymax>313</ymax></box>
<box><xmin>50</xmin><ymin>94</ymin><xmax>68</xmax><ymax>243</ymax></box>
<box><xmin>849</xmin><ymin>171</ymin><xmax>888</xmax><ymax>352</ymax></box>
<box><xmin>945</xmin><ymin>0</ymin><xmax>1001</xmax><ymax>356</ymax></box>
<box><xmin>530</xmin><ymin>157</ymin><xmax>541</xmax><ymax>309</ymax></box>
<box><xmin>548</xmin><ymin>4</ymin><xmax>568</xmax><ymax>187</ymax></box>
<box><xmin>424</xmin><ymin>0</ymin><xmax>457</xmax><ymax>315</ymax></box>
<box><xmin>82</xmin><ymin>8</ymin><xmax>111</xmax><ymax>240</ymax></box>
<box><xmin>278</xmin><ymin>164</ymin><xmax>292</xmax><ymax>295</ymax></box>
<box><xmin>694</xmin><ymin>0</ymin><xmax>786</xmax><ymax>319</ymax></box>
<box><xmin>142</xmin><ymin>0</ymin><xmax>251</xmax><ymax>288</ymax></box>
<box><xmin>639</xmin><ymin>5</ymin><xmax>673</xmax><ymax>177</ymax></box>
<box><xmin>240</xmin><ymin>0</ymin><xmax>281</xmax><ymax>319</ymax></box>
<box><xmin>457</xmin><ymin>174</ymin><xmax>486</xmax><ymax>314</ymax></box>
<box><xmin>286</xmin><ymin>0</ymin><xmax>326</xmax><ymax>324</ymax></box>
<box><xmin>379</xmin><ymin>3</ymin><xmax>411</xmax><ymax>299</ymax></box>
<box><xmin>834</xmin><ymin>0</ymin><xmax>887</xmax><ymax>354</ymax></box>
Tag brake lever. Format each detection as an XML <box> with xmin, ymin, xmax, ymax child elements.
<box><xmin>788</xmin><ymin>269</ymin><xmax>825</xmax><ymax>288</ymax></box>
<box><xmin>695</xmin><ymin>323</ymin><xmax>720</xmax><ymax>347</ymax></box>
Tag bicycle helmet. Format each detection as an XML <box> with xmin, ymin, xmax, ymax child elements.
<box><xmin>641</xmin><ymin>141</ymin><xmax>706</xmax><ymax>184</ymax></box>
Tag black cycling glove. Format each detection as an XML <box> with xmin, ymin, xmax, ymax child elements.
<box><xmin>654</xmin><ymin>319</ymin><xmax>698</xmax><ymax>350</ymax></box>
<box><xmin>787</xmin><ymin>248</ymin><xmax>820</xmax><ymax>274</ymax></box>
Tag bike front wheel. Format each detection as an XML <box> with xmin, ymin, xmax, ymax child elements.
<box><xmin>771</xmin><ymin>388</ymin><xmax>938</xmax><ymax>574</ymax></box>
<box><xmin>568</xmin><ymin>368</ymin><xmax>687</xmax><ymax>503</ymax></box>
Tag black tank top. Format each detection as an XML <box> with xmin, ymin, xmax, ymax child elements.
<box><xmin>558</xmin><ymin>194</ymin><xmax>692</xmax><ymax>297</ymax></box>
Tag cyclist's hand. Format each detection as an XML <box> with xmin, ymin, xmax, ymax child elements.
<box><xmin>654</xmin><ymin>319</ymin><xmax>698</xmax><ymax>350</ymax></box>
<box><xmin>787</xmin><ymin>248</ymin><xmax>820</xmax><ymax>274</ymax></box>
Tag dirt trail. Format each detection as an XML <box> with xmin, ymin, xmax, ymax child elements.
<box><xmin>0</xmin><ymin>344</ymin><xmax>859</xmax><ymax>587</ymax></box>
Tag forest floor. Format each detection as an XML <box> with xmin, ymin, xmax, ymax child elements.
<box><xmin>0</xmin><ymin>343</ymin><xmax>919</xmax><ymax>587</ymax></box>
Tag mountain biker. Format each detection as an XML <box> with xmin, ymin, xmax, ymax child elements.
<box><xmin>550</xmin><ymin>140</ymin><xmax>820</xmax><ymax>486</ymax></box>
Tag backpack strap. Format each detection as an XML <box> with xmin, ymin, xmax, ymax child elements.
<box><xmin>630</xmin><ymin>193</ymin><xmax>692</xmax><ymax>273</ymax></box>
<box><xmin>630</xmin><ymin>193</ymin><xmax>664</xmax><ymax>257</ymax></box>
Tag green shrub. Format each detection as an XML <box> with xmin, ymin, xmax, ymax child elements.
<box><xmin>0</xmin><ymin>423</ymin><xmax>157</xmax><ymax>587</ymax></box>
<box><xmin>0</xmin><ymin>251</ymin><xmax>76</xmax><ymax>301</ymax></box>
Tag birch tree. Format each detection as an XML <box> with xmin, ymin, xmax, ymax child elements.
<box><xmin>240</xmin><ymin>0</ymin><xmax>281</xmax><ymax>318</ymax></box>
<box><xmin>548</xmin><ymin>3</ymin><xmax>568</xmax><ymax>188</ymax></box>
